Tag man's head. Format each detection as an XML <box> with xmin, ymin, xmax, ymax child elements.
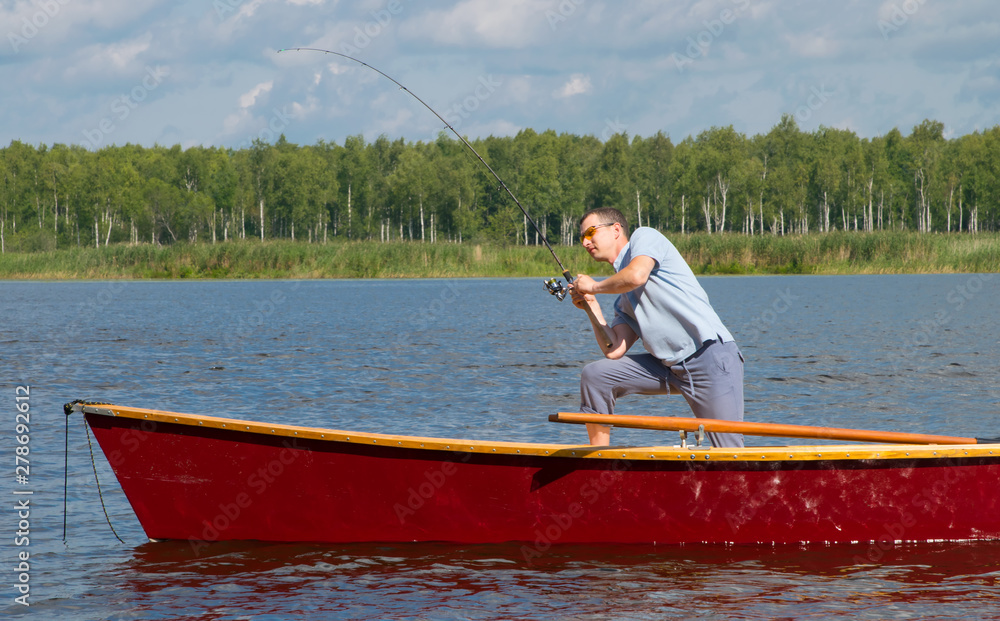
<box><xmin>579</xmin><ymin>207</ymin><xmax>629</xmax><ymax>263</ymax></box>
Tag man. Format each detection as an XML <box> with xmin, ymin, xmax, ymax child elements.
<box><xmin>568</xmin><ymin>207</ymin><xmax>745</xmax><ymax>448</ymax></box>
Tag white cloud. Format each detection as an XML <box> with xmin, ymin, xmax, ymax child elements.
<box><xmin>401</xmin><ymin>0</ymin><xmax>551</xmax><ymax>48</ymax></box>
<box><xmin>218</xmin><ymin>0</ymin><xmax>267</xmax><ymax>22</ymax></box>
<box><xmin>555</xmin><ymin>74</ymin><xmax>591</xmax><ymax>98</ymax></box>
<box><xmin>106</xmin><ymin>33</ymin><xmax>154</xmax><ymax>69</ymax></box>
<box><xmin>327</xmin><ymin>62</ymin><xmax>354</xmax><ymax>76</ymax></box>
<box><xmin>59</xmin><ymin>32</ymin><xmax>154</xmax><ymax>79</ymax></box>
<box><xmin>503</xmin><ymin>76</ymin><xmax>535</xmax><ymax>103</ymax></box>
<box><xmin>2</xmin><ymin>0</ymin><xmax>999</xmax><ymax>148</ymax></box>
<box><xmin>222</xmin><ymin>109</ymin><xmax>251</xmax><ymax>135</ymax></box>
<box><xmin>784</xmin><ymin>31</ymin><xmax>839</xmax><ymax>59</ymax></box>
<box><xmin>373</xmin><ymin>106</ymin><xmax>415</xmax><ymax>135</ymax></box>
<box><xmin>960</xmin><ymin>59</ymin><xmax>1000</xmax><ymax>106</ymax></box>
<box><xmin>222</xmin><ymin>80</ymin><xmax>276</xmax><ymax>136</ymax></box>
<box><xmin>289</xmin><ymin>95</ymin><xmax>321</xmax><ymax>119</ymax></box>
<box><xmin>875</xmin><ymin>0</ymin><xmax>931</xmax><ymax>24</ymax></box>
<box><xmin>452</xmin><ymin>117</ymin><xmax>521</xmax><ymax>140</ymax></box>
<box><xmin>238</xmin><ymin>81</ymin><xmax>274</xmax><ymax>109</ymax></box>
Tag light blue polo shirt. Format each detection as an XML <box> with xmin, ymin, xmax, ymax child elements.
<box><xmin>609</xmin><ymin>227</ymin><xmax>734</xmax><ymax>365</ymax></box>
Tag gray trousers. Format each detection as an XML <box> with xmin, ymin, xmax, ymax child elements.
<box><xmin>580</xmin><ymin>340</ymin><xmax>745</xmax><ymax>448</ymax></box>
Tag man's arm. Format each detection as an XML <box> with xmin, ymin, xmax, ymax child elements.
<box><xmin>570</xmin><ymin>255</ymin><xmax>654</xmax><ymax>358</ymax></box>
<box><xmin>573</xmin><ymin>255</ymin><xmax>656</xmax><ymax>296</ymax></box>
<box><xmin>570</xmin><ymin>291</ymin><xmax>638</xmax><ymax>359</ymax></box>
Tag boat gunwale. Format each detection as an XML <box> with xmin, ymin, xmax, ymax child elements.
<box><xmin>79</xmin><ymin>404</ymin><xmax>1000</xmax><ymax>463</ymax></box>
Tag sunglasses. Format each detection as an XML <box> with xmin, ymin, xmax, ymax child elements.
<box><xmin>580</xmin><ymin>222</ymin><xmax>615</xmax><ymax>243</ymax></box>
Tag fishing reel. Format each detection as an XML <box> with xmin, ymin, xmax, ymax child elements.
<box><xmin>543</xmin><ymin>278</ymin><xmax>568</xmax><ymax>301</ymax></box>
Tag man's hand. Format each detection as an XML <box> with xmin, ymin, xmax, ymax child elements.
<box><xmin>570</xmin><ymin>274</ymin><xmax>599</xmax><ymax>295</ymax></box>
<box><xmin>570</xmin><ymin>287</ymin><xmax>596</xmax><ymax>310</ymax></box>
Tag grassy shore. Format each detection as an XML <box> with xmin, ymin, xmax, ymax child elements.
<box><xmin>0</xmin><ymin>231</ymin><xmax>997</xmax><ymax>279</ymax></box>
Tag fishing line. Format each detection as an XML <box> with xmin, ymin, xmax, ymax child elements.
<box><xmin>278</xmin><ymin>47</ymin><xmax>576</xmax><ymax>298</ymax></box>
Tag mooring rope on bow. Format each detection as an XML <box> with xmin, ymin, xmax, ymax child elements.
<box><xmin>63</xmin><ymin>400</ymin><xmax>125</xmax><ymax>544</ymax></box>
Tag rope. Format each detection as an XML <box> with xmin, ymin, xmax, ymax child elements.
<box><xmin>63</xmin><ymin>400</ymin><xmax>126</xmax><ymax>544</ymax></box>
<box><xmin>62</xmin><ymin>413</ymin><xmax>69</xmax><ymax>542</ymax></box>
<box><xmin>83</xmin><ymin>417</ymin><xmax>126</xmax><ymax>544</ymax></box>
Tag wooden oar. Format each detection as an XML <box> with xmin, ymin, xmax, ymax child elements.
<box><xmin>549</xmin><ymin>412</ymin><xmax>998</xmax><ymax>445</ymax></box>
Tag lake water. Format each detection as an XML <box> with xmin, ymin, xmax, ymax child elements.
<box><xmin>2</xmin><ymin>274</ymin><xmax>999</xmax><ymax>619</ymax></box>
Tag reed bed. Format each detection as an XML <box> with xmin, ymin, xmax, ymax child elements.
<box><xmin>1</xmin><ymin>232</ymin><xmax>997</xmax><ymax>279</ymax></box>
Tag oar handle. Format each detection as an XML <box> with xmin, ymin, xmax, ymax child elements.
<box><xmin>550</xmin><ymin>412</ymin><xmax>982</xmax><ymax>445</ymax></box>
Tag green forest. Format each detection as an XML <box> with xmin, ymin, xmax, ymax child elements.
<box><xmin>2</xmin><ymin>115</ymin><xmax>999</xmax><ymax>254</ymax></box>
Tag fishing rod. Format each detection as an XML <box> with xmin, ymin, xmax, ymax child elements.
<box><xmin>278</xmin><ymin>47</ymin><xmax>574</xmax><ymax>302</ymax></box>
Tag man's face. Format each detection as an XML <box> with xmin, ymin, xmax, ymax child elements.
<box><xmin>579</xmin><ymin>214</ymin><xmax>619</xmax><ymax>263</ymax></box>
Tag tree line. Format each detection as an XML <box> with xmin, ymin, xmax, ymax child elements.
<box><xmin>2</xmin><ymin>115</ymin><xmax>998</xmax><ymax>253</ymax></box>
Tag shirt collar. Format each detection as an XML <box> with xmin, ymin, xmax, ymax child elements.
<box><xmin>612</xmin><ymin>240</ymin><xmax>631</xmax><ymax>272</ymax></box>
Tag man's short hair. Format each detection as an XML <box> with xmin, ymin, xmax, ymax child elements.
<box><xmin>580</xmin><ymin>207</ymin><xmax>629</xmax><ymax>235</ymax></box>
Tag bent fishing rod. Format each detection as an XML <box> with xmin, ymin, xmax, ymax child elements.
<box><xmin>278</xmin><ymin>47</ymin><xmax>575</xmax><ymax>302</ymax></box>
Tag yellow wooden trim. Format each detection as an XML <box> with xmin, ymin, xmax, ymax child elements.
<box><xmin>81</xmin><ymin>404</ymin><xmax>1000</xmax><ymax>463</ymax></box>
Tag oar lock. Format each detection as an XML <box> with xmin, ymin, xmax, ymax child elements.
<box><xmin>678</xmin><ymin>425</ymin><xmax>707</xmax><ymax>449</ymax></box>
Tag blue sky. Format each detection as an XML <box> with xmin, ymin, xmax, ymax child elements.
<box><xmin>1</xmin><ymin>0</ymin><xmax>997</xmax><ymax>150</ymax></box>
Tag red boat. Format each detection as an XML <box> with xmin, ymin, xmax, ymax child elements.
<box><xmin>68</xmin><ymin>402</ymin><xmax>1000</xmax><ymax>553</ymax></box>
